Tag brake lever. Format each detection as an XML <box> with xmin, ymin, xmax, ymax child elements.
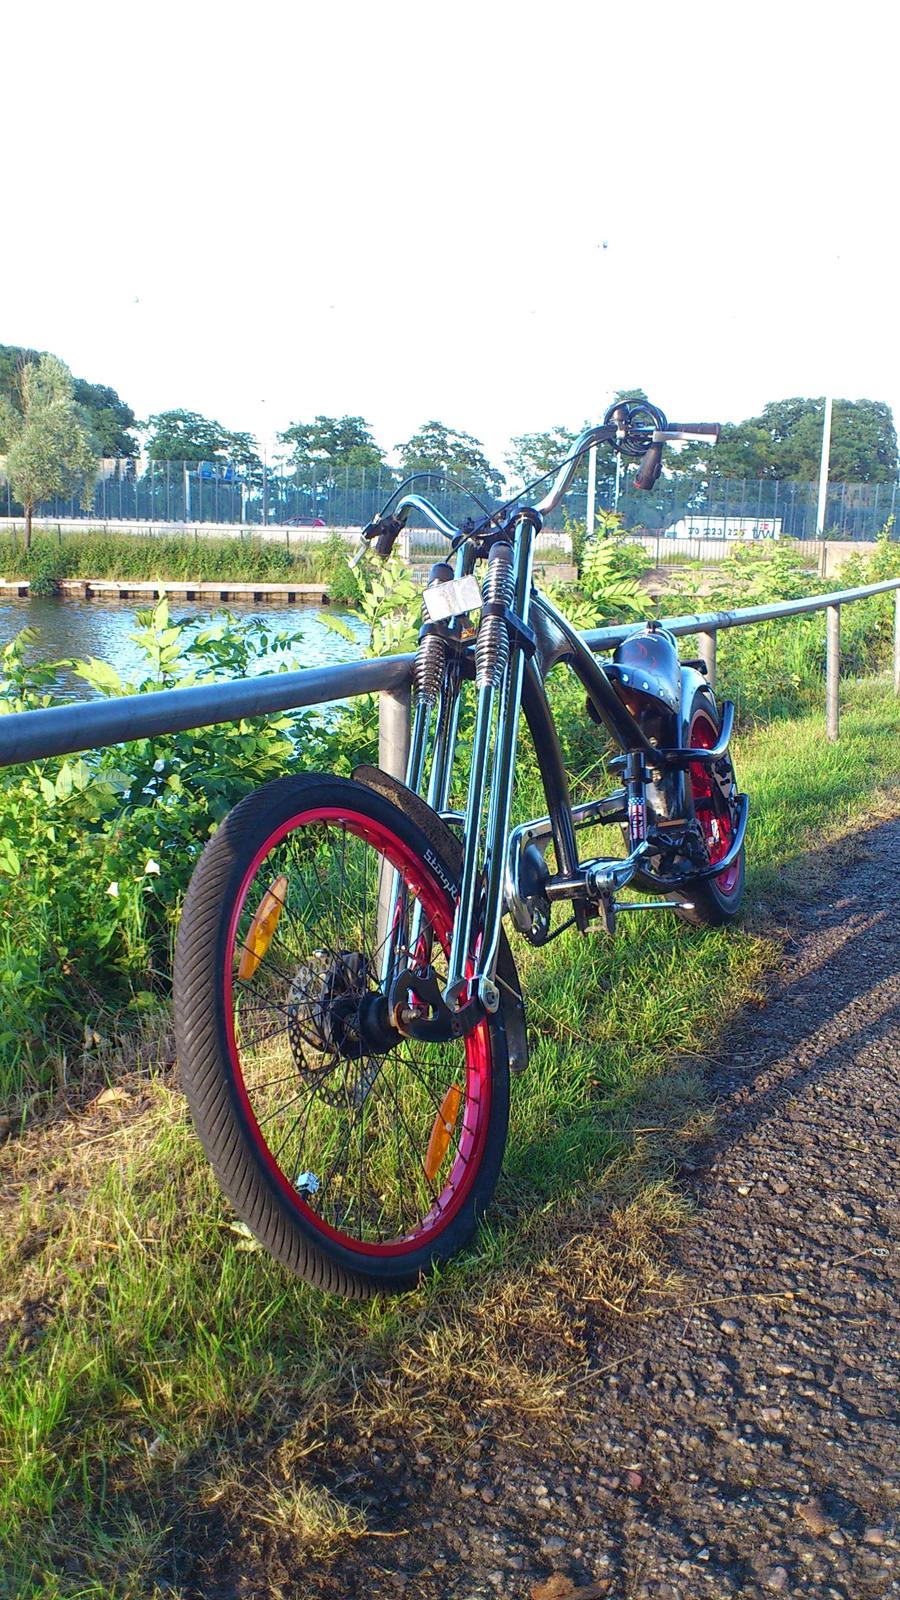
<box><xmin>651</xmin><ymin>428</ymin><xmax>721</xmax><ymax>444</ymax></box>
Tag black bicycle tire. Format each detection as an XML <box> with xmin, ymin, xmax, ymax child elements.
<box><xmin>173</xmin><ymin>772</ymin><xmax>511</xmax><ymax>1298</ymax></box>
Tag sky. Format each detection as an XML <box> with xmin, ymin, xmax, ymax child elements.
<box><xmin>3</xmin><ymin>1</ymin><xmax>899</xmax><ymax>471</ymax></box>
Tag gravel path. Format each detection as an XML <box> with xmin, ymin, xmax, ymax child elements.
<box><xmin>317</xmin><ymin>816</ymin><xmax>899</xmax><ymax>1600</ymax></box>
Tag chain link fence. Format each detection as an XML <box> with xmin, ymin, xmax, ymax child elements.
<box><xmin>2</xmin><ymin>460</ymin><xmax>898</xmax><ymax>541</ymax></box>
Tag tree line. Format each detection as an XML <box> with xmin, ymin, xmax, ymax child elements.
<box><xmin>1</xmin><ymin>342</ymin><xmax>898</xmax><ymax>549</ymax></box>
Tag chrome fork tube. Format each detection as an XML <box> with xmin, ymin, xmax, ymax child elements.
<box><xmin>444</xmin><ymin>520</ymin><xmax>534</xmax><ymax>1011</ymax></box>
<box><xmin>426</xmin><ymin>668</ymin><xmax>463</xmax><ymax>815</ymax></box>
<box><xmin>405</xmin><ymin>695</ymin><xmax>431</xmax><ymax>793</ymax></box>
<box><xmin>376</xmin><ymin>697</ymin><xmax>429</xmax><ymax>985</ymax></box>
<box><xmin>378</xmin><ymin>695</ymin><xmax>431</xmax><ymax>988</ymax></box>
<box><xmin>384</xmin><ymin>541</ymin><xmax>471</xmax><ymax>991</ymax></box>
<box><xmin>425</xmin><ymin>543</ymin><xmax>470</xmax><ymax>814</ymax></box>
<box><xmin>444</xmin><ymin>682</ymin><xmax>495</xmax><ymax>1009</ymax></box>
<box><xmin>476</xmin><ymin>525</ymin><xmax>534</xmax><ymax>992</ymax></box>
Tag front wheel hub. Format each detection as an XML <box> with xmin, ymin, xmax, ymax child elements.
<box><xmin>287</xmin><ymin>951</ymin><xmax>400</xmax><ymax>1062</ymax></box>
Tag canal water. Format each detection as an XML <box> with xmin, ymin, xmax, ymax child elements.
<box><xmin>0</xmin><ymin>595</ymin><xmax>367</xmax><ymax>700</ymax></box>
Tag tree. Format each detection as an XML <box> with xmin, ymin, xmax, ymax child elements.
<box><xmin>396</xmin><ymin>421</ymin><xmax>502</xmax><ymax>494</ymax></box>
<box><xmin>73</xmin><ymin>379</ymin><xmax>138</xmax><ymax>457</ymax></box>
<box><xmin>0</xmin><ymin>344</ymin><xmax>41</xmax><ymax>410</ymax></box>
<box><xmin>145</xmin><ymin>410</ymin><xmax>261</xmax><ymax>471</ymax></box>
<box><xmin>278</xmin><ymin>415</ymin><xmax>387</xmax><ymax>482</ymax></box>
<box><xmin>767</xmin><ymin>398</ymin><xmax>897</xmax><ymax>482</ymax></box>
<box><xmin>611</xmin><ymin>386</ymin><xmax>650</xmax><ymax>407</ymax></box>
<box><xmin>1</xmin><ymin>346</ymin><xmax>138</xmax><ymax>457</ymax></box>
<box><xmin>672</xmin><ymin>397</ymin><xmax>899</xmax><ymax>484</ymax></box>
<box><xmin>505</xmin><ymin>425</ymin><xmax>582</xmax><ymax>488</ymax></box>
<box><xmin>0</xmin><ymin>356</ymin><xmax>95</xmax><ymax>548</ymax></box>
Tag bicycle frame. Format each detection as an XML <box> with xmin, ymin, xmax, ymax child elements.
<box><xmin>377</xmin><ymin>425</ymin><xmax>749</xmax><ymax>1038</ymax></box>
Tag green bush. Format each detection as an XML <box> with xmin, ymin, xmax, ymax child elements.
<box><xmin>0</xmin><ymin>552</ymin><xmax>425</xmax><ymax>1107</ymax></box>
<box><xmin>657</xmin><ymin>534</ymin><xmax>900</xmax><ymax>722</ymax></box>
<box><xmin>0</xmin><ymin>602</ymin><xmax>359</xmax><ymax>1105</ymax></box>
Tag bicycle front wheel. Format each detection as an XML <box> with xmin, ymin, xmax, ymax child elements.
<box><xmin>173</xmin><ymin>773</ymin><xmax>510</xmax><ymax>1296</ymax></box>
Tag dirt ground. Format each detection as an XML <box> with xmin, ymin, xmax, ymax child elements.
<box><xmin>265</xmin><ymin>815</ymin><xmax>899</xmax><ymax>1600</ymax></box>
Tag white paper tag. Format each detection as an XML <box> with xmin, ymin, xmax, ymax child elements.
<box><xmin>422</xmin><ymin>573</ymin><xmax>483</xmax><ymax>622</ymax></box>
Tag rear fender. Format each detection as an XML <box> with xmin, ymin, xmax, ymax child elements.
<box><xmin>678</xmin><ymin>665</ymin><xmax>716</xmax><ymax>745</ymax></box>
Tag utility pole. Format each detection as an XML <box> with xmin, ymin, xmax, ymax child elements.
<box><xmin>585</xmin><ymin>444</ymin><xmax>597</xmax><ymax>543</ymax></box>
<box><xmin>586</xmin><ymin>238</ymin><xmax>612</xmax><ymax>541</ymax></box>
<box><xmin>816</xmin><ymin>395</ymin><xmax>833</xmax><ymax>537</ymax></box>
<box><xmin>816</xmin><ymin>396</ymin><xmax>832</xmax><ymax>579</ymax></box>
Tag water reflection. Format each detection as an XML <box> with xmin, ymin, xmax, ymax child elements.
<box><xmin>0</xmin><ymin>596</ymin><xmax>367</xmax><ymax>700</ymax></box>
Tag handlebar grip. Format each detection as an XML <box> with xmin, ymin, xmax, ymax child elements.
<box><xmin>359</xmin><ymin>510</ymin><xmax>408</xmax><ymax>559</ymax></box>
<box><xmin>374</xmin><ymin>527</ymin><xmax>400</xmax><ymax>557</ymax></box>
<box><xmin>635</xmin><ymin>442</ymin><xmax>663</xmax><ymax>491</ymax></box>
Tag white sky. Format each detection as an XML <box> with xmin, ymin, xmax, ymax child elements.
<box><xmin>3</xmin><ymin>1</ymin><xmax>899</xmax><ymax>470</ymax></box>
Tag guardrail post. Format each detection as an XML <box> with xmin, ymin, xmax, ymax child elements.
<box><xmin>894</xmin><ymin>589</ymin><xmax>900</xmax><ymax>696</ymax></box>
<box><xmin>826</xmin><ymin>604</ymin><xmax>840</xmax><ymax>741</ymax></box>
<box><xmin>376</xmin><ymin>682</ymin><xmax>411</xmax><ymax>959</ymax></box>
<box><xmin>697</xmin><ymin>629</ymin><xmax>717</xmax><ymax>690</ymax></box>
<box><xmin>378</xmin><ymin>684</ymin><xmax>411</xmax><ymax>780</ymax></box>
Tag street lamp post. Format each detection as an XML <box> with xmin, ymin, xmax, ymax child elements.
<box><xmin>814</xmin><ymin>395</ymin><xmax>834</xmax><ymax>578</ymax></box>
<box><xmin>815</xmin><ymin>394</ymin><xmax>833</xmax><ymax>538</ymax></box>
<box><xmin>585</xmin><ymin>238</ymin><xmax>612</xmax><ymax>542</ymax></box>
<box><xmin>585</xmin><ymin>444</ymin><xmax>598</xmax><ymax>544</ymax></box>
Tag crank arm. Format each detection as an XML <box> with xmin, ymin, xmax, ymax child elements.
<box><xmin>544</xmin><ymin>840</ymin><xmax>654</xmax><ymax>903</ymax></box>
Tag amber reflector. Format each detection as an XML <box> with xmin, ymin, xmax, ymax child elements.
<box><xmin>237</xmin><ymin>875</ymin><xmax>289</xmax><ymax>980</ymax></box>
<box><xmin>423</xmin><ymin>1083</ymin><xmax>462</xmax><ymax>1182</ymax></box>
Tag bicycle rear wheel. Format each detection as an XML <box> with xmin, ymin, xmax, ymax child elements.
<box><xmin>676</xmin><ymin>687</ymin><xmax>745</xmax><ymax>925</ymax></box>
<box><xmin>174</xmin><ymin>773</ymin><xmax>510</xmax><ymax>1296</ymax></box>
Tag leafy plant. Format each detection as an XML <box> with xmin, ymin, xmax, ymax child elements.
<box><xmin>0</xmin><ymin>603</ymin><xmax>345</xmax><ymax>1106</ymax></box>
<box><xmin>578</xmin><ymin>536</ymin><xmax>647</xmax><ymax>620</ymax></box>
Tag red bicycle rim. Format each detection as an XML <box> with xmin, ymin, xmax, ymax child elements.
<box><xmin>688</xmin><ymin>713</ymin><xmax>740</xmax><ymax>895</ymax></box>
<box><xmin>223</xmin><ymin>806</ymin><xmax>493</xmax><ymax>1257</ymax></box>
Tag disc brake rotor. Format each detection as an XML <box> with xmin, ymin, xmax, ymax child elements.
<box><xmin>287</xmin><ymin>950</ymin><xmax>377</xmax><ymax>1108</ymax></box>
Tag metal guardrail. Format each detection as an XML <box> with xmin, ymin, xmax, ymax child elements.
<box><xmin>0</xmin><ymin>578</ymin><xmax>898</xmax><ymax>773</ymax></box>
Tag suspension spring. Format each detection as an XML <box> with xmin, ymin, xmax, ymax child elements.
<box><xmin>475</xmin><ymin>542</ymin><xmax>514</xmax><ymax>689</ymax></box>
<box><xmin>413</xmin><ymin>561</ymin><xmax>454</xmax><ymax>707</ymax></box>
<box><xmin>413</xmin><ymin>630</ymin><xmax>446</xmax><ymax>706</ymax></box>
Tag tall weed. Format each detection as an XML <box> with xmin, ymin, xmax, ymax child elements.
<box><xmin>0</xmin><ymin>529</ymin><xmax>358</xmax><ymax>602</ymax></box>
<box><xmin>660</xmin><ymin>535</ymin><xmax>900</xmax><ymax>721</ymax></box>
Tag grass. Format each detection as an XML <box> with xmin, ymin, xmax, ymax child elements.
<box><xmin>0</xmin><ymin>674</ymin><xmax>898</xmax><ymax>1597</ymax></box>
<box><xmin>0</xmin><ymin>530</ymin><xmax>358</xmax><ymax>602</ymax></box>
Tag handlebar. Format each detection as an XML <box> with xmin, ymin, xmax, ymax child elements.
<box><xmin>634</xmin><ymin>442</ymin><xmax>663</xmax><ymax>491</ymax></box>
<box><xmin>353</xmin><ymin>404</ymin><xmax>721</xmax><ymax>559</ymax></box>
<box><xmin>532</xmin><ymin>424</ymin><xmax>618</xmax><ymax>515</ymax></box>
<box><xmin>349</xmin><ymin>494</ymin><xmax>460</xmax><ymax>567</ymax></box>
